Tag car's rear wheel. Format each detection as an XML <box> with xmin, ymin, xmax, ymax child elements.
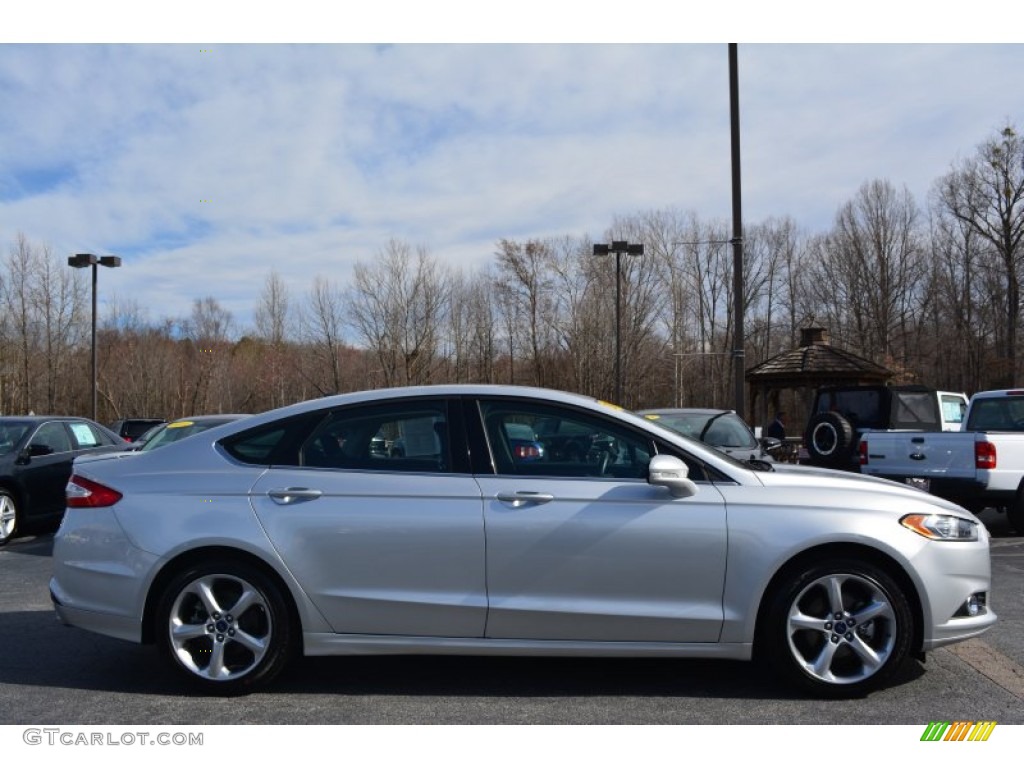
<box><xmin>156</xmin><ymin>560</ymin><xmax>294</xmax><ymax>694</ymax></box>
<box><xmin>0</xmin><ymin>491</ymin><xmax>18</xmax><ymax>546</ymax></box>
<box><xmin>762</xmin><ymin>559</ymin><xmax>913</xmax><ymax>697</ymax></box>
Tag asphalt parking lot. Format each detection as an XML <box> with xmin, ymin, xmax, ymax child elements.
<box><xmin>1</xmin><ymin>509</ymin><xmax>1021</xmax><ymax>726</ymax></box>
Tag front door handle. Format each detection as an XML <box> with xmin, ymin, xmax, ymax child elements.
<box><xmin>267</xmin><ymin>487</ymin><xmax>323</xmax><ymax>505</ymax></box>
<box><xmin>496</xmin><ymin>491</ymin><xmax>555</xmax><ymax>508</ymax></box>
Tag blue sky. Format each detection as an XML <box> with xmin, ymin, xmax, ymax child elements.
<box><xmin>3</xmin><ymin>4</ymin><xmax>1024</xmax><ymax>331</ymax></box>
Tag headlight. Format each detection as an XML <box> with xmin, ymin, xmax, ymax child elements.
<box><xmin>900</xmin><ymin>514</ymin><xmax>978</xmax><ymax>541</ymax></box>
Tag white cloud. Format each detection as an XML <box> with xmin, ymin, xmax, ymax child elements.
<box><xmin>2</xmin><ymin>43</ymin><xmax>1023</xmax><ymax>330</ymax></box>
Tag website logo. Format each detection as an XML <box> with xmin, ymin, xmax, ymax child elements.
<box><xmin>921</xmin><ymin>721</ymin><xmax>997</xmax><ymax>742</ymax></box>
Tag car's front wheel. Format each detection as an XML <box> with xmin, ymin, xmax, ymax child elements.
<box><xmin>761</xmin><ymin>559</ymin><xmax>914</xmax><ymax>697</ymax></box>
<box><xmin>156</xmin><ymin>560</ymin><xmax>295</xmax><ymax>694</ymax></box>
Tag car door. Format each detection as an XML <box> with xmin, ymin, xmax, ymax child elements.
<box><xmin>17</xmin><ymin>420</ymin><xmax>75</xmax><ymax>520</ymax></box>
<box><xmin>245</xmin><ymin>398</ymin><xmax>487</xmax><ymax>638</ymax></box>
<box><xmin>471</xmin><ymin>398</ymin><xmax>729</xmax><ymax>644</ymax></box>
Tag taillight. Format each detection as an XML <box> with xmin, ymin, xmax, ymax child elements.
<box><xmin>66</xmin><ymin>474</ymin><xmax>123</xmax><ymax>508</ymax></box>
<box><xmin>975</xmin><ymin>441</ymin><xmax>997</xmax><ymax>470</ymax></box>
<box><xmin>513</xmin><ymin>444</ymin><xmax>541</xmax><ymax>460</ymax></box>
<box><xmin>858</xmin><ymin>439</ymin><xmax>868</xmax><ymax>465</ymax></box>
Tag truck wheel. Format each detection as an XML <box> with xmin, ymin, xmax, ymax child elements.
<box><xmin>804</xmin><ymin>413</ymin><xmax>855</xmax><ymax>465</ymax></box>
<box><xmin>1008</xmin><ymin>498</ymin><xmax>1024</xmax><ymax>535</ymax></box>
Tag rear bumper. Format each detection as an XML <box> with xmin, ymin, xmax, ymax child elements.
<box><xmin>51</xmin><ymin>586</ymin><xmax>143</xmax><ymax>643</ymax></box>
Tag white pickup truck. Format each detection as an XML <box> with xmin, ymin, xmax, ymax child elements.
<box><xmin>858</xmin><ymin>388</ymin><xmax>1024</xmax><ymax>533</ymax></box>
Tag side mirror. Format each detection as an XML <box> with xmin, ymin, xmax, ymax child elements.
<box><xmin>16</xmin><ymin>444</ymin><xmax>53</xmax><ymax>464</ymax></box>
<box><xmin>648</xmin><ymin>454</ymin><xmax>699</xmax><ymax>499</ymax></box>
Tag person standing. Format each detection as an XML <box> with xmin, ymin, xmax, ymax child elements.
<box><xmin>765</xmin><ymin>411</ymin><xmax>786</xmax><ymax>440</ymax></box>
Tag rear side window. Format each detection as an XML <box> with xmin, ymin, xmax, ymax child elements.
<box><xmin>220</xmin><ymin>400</ymin><xmax>452</xmax><ymax>474</ymax></box>
<box><xmin>815</xmin><ymin>390</ymin><xmax>882</xmax><ymax>428</ymax></box>
<box><xmin>300</xmin><ymin>401</ymin><xmax>450</xmax><ymax>473</ymax></box>
<box><xmin>69</xmin><ymin>422</ymin><xmax>110</xmax><ymax>448</ymax></box>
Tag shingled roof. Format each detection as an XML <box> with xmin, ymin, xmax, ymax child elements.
<box><xmin>746</xmin><ymin>327</ymin><xmax>892</xmax><ymax>387</ymax></box>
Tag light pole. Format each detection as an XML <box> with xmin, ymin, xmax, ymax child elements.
<box><xmin>68</xmin><ymin>253</ymin><xmax>121</xmax><ymax>421</ymax></box>
<box><xmin>728</xmin><ymin>43</ymin><xmax>746</xmax><ymax>418</ymax></box>
<box><xmin>593</xmin><ymin>240</ymin><xmax>643</xmax><ymax>404</ymax></box>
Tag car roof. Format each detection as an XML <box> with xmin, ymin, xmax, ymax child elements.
<box><xmin>0</xmin><ymin>415</ymin><xmax>99</xmax><ymax>422</ymax></box>
<box><xmin>637</xmin><ymin>408</ymin><xmax>732</xmax><ymax>416</ymax></box>
<box><xmin>168</xmin><ymin>414</ymin><xmax>250</xmax><ymax>422</ymax></box>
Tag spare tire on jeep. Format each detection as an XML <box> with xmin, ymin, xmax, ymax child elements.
<box><xmin>804</xmin><ymin>412</ymin><xmax>855</xmax><ymax>465</ymax></box>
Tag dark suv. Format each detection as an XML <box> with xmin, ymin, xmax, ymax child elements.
<box><xmin>803</xmin><ymin>385</ymin><xmax>944</xmax><ymax>469</ymax></box>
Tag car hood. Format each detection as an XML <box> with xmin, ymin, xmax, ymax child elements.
<box><xmin>753</xmin><ymin>462</ymin><xmax>973</xmax><ymax>516</ymax></box>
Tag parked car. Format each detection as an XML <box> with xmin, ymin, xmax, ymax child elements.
<box><xmin>107</xmin><ymin>418</ymin><xmax>167</xmax><ymax>443</ymax></box>
<box><xmin>0</xmin><ymin>416</ymin><xmax>125</xmax><ymax>545</ymax></box>
<box><xmin>637</xmin><ymin>408</ymin><xmax>777</xmax><ymax>464</ymax></box>
<box><xmin>503</xmin><ymin>421</ymin><xmax>546</xmax><ymax>462</ymax></box>
<box><xmin>52</xmin><ymin>385</ymin><xmax>995</xmax><ymax>696</ymax></box>
<box><xmin>135</xmin><ymin>415</ymin><xmax>250</xmax><ymax>452</ymax></box>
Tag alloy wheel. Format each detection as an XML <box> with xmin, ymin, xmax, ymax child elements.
<box><xmin>166</xmin><ymin>573</ymin><xmax>273</xmax><ymax>682</ymax></box>
<box><xmin>785</xmin><ymin>571</ymin><xmax>898</xmax><ymax>686</ymax></box>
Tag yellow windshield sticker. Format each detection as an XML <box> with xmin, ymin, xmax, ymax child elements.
<box><xmin>595</xmin><ymin>400</ymin><xmax>624</xmax><ymax>411</ymax></box>
<box><xmin>167</xmin><ymin>421</ymin><xmax>194</xmax><ymax>429</ymax></box>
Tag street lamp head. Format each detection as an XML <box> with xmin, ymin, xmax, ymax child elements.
<box><xmin>593</xmin><ymin>242</ymin><xmax>644</xmax><ymax>257</ymax></box>
<box><xmin>99</xmin><ymin>256</ymin><xmax>122</xmax><ymax>268</ymax></box>
<box><xmin>68</xmin><ymin>253</ymin><xmax>98</xmax><ymax>268</ymax></box>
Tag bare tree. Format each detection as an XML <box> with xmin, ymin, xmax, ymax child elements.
<box><xmin>494</xmin><ymin>239</ymin><xmax>557</xmax><ymax>387</ymax></box>
<box><xmin>935</xmin><ymin>124</ymin><xmax>1024</xmax><ymax>385</ymax></box>
<box><xmin>348</xmin><ymin>239</ymin><xmax>451</xmax><ymax>387</ymax></box>
<box><xmin>251</xmin><ymin>271</ymin><xmax>294</xmax><ymax>408</ymax></box>
<box><xmin>179</xmin><ymin>297</ymin><xmax>234</xmax><ymax>414</ymax></box>
<box><xmin>298</xmin><ymin>275</ymin><xmax>349</xmax><ymax>395</ymax></box>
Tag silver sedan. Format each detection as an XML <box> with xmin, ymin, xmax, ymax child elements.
<box><xmin>50</xmin><ymin>385</ymin><xmax>996</xmax><ymax>696</ymax></box>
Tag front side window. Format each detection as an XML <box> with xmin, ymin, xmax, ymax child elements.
<box><xmin>479</xmin><ymin>400</ymin><xmax>652</xmax><ymax>479</ymax></box>
<box><xmin>31</xmin><ymin>422</ymin><xmax>72</xmax><ymax>454</ymax></box>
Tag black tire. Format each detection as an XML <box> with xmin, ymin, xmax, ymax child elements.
<box><xmin>0</xmin><ymin>490</ymin><xmax>18</xmax><ymax>546</ymax></box>
<box><xmin>156</xmin><ymin>560</ymin><xmax>295</xmax><ymax>695</ymax></box>
<box><xmin>1008</xmin><ymin>497</ymin><xmax>1024</xmax><ymax>535</ymax></box>
<box><xmin>760</xmin><ymin>558</ymin><xmax>914</xmax><ymax>697</ymax></box>
<box><xmin>804</xmin><ymin>412</ymin><xmax>855</xmax><ymax>464</ymax></box>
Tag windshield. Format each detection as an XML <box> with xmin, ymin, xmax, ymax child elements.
<box><xmin>648</xmin><ymin>412</ymin><xmax>757</xmax><ymax>450</ymax></box>
<box><xmin>139</xmin><ymin>419</ymin><xmax>232</xmax><ymax>451</ymax></box>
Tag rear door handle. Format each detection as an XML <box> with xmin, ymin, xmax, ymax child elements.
<box><xmin>496</xmin><ymin>491</ymin><xmax>555</xmax><ymax>508</ymax></box>
<box><xmin>268</xmin><ymin>487</ymin><xmax>323</xmax><ymax>505</ymax></box>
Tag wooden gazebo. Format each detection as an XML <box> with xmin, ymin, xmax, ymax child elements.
<box><xmin>745</xmin><ymin>327</ymin><xmax>893</xmax><ymax>436</ymax></box>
